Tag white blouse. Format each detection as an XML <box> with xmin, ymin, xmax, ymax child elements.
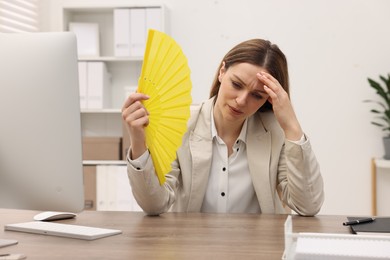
<box><xmin>200</xmin><ymin>109</ymin><xmax>261</xmax><ymax>213</ymax></box>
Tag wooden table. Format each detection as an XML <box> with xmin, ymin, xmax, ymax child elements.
<box><xmin>0</xmin><ymin>209</ymin><xmax>351</xmax><ymax>260</ymax></box>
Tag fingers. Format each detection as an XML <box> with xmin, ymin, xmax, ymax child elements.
<box><xmin>256</xmin><ymin>72</ymin><xmax>288</xmax><ymax>105</ymax></box>
<box><xmin>263</xmin><ymin>85</ymin><xmax>274</xmax><ymax>104</ymax></box>
<box><xmin>126</xmin><ymin>106</ymin><xmax>150</xmax><ymax>127</ymax></box>
<box><xmin>257</xmin><ymin>72</ymin><xmax>303</xmax><ymax>140</ymax></box>
<box><xmin>257</xmin><ymin>72</ymin><xmax>283</xmax><ymax>94</ymax></box>
<box><xmin>121</xmin><ymin>92</ymin><xmax>150</xmax><ymax>158</ymax></box>
<box><xmin>122</xmin><ymin>92</ymin><xmax>150</xmax><ymax>128</ymax></box>
<box><xmin>122</xmin><ymin>92</ymin><xmax>149</xmax><ymax>112</ymax></box>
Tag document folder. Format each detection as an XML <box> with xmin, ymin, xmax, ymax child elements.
<box><xmin>347</xmin><ymin>217</ymin><xmax>390</xmax><ymax>235</ymax></box>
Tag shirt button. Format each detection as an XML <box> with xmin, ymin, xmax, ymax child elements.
<box><xmin>221</xmin><ymin>192</ymin><xmax>225</xmax><ymax>197</ymax></box>
<box><xmin>236</xmin><ymin>140</ymin><xmax>239</xmax><ymax>144</ymax></box>
<box><xmin>236</xmin><ymin>148</ymin><xmax>239</xmax><ymax>152</ymax></box>
<box><xmin>136</xmin><ymin>167</ymin><xmax>141</xmax><ymax>170</ymax></box>
<box><xmin>222</xmin><ymin>167</ymin><xmax>226</xmax><ymax>172</ymax></box>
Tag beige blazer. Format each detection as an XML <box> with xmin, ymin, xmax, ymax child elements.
<box><xmin>127</xmin><ymin>98</ymin><xmax>324</xmax><ymax>216</ymax></box>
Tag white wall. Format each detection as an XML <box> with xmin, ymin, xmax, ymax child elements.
<box><xmin>41</xmin><ymin>0</ymin><xmax>390</xmax><ymax>216</ymax></box>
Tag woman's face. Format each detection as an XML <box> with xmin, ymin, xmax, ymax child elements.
<box><xmin>215</xmin><ymin>62</ymin><xmax>269</xmax><ymax>123</ymax></box>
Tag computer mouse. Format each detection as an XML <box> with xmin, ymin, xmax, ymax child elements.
<box><xmin>33</xmin><ymin>211</ymin><xmax>77</xmax><ymax>221</ymax></box>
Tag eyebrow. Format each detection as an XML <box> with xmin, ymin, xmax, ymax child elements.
<box><xmin>231</xmin><ymin>74</ymin><xmax>267</xmax><ymax>94</ymax></box>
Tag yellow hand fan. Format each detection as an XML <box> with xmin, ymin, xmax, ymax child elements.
<box><xmin>137</xmin><ymin>29</ymin><xmax>192</xmax><ymax>185</ymax></box>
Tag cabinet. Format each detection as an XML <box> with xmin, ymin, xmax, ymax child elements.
<box><xmin>371</xmin><ymin>158</ymin><xmax>390</xmax><ymax>215</ymax></box>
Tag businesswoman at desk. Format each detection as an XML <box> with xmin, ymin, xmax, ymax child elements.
<box><xmin>122</xmin><ymin>38</ymin><xmax>324</xmax><ymax>216</ymax></box>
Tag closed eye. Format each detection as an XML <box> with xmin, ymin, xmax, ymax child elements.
<box><xmin>232</xmin><ymin>81</ymin><xmax>242</xmax><ymax>89</ymax></box>
<box><xmin>251</xmin><ymin>92</ymin><xmax>263</xmax><ymax>99</ymax></box>
<box><xmin>232</xmin><ymin>79</ymin><xmax>265</xmax><ymax>99</ymax></box>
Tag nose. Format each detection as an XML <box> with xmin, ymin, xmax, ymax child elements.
<box><xmin>235</xmin><ymin>92</ymin><xmax>248</xmax><ymax>106</ymax></box>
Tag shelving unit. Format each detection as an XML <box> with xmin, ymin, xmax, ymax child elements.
<box><xmin>53</xmin><ymin>2</ymin><xmax>168</xmax><ymax>211</ymax></box>
<box><xmin>83</xmin><ymin>160</ymin><xmax>127</xmax><ymax>166</ymax></box>
<box><xmin>56</xmin><ymin>2</ymin><xmax>168</xmax><ymax>163</ymax></box>
<box><xmin>59</xmin><ymin>3</ymin><xmax>167</xmax><ymax>111</ymax></box>
<box><xmin>371</xmin><ymin>158</ymin><xmax>390</xmax><ymax>215</ymax></box>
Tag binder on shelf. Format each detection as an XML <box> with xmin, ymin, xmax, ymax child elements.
<box><xmin>114</xmin><ymin>9</ymin><xmax>131</xmax><ymax>57</ymax></box>
<box><xmin>87</xmin><ymin>62</ymin><xmax>111</xmax><ymax>109</ymax></box>
<box><xmin>347</xmin><ymin>217</ymin><xmax>390</xmax><ymax>236</ymax></box>
<box><xmin>83</xmin><ymin>165</ymin><xmax>97</xmax><ymax>210</ymax></box>
<box><xmin>78</xmin><ymin>62</ymin><xmax>87</xmax><ymax>109</ymax></box>
<box><xmin>146</xmin><ymin>7</ymin><xmax>162</xmax><ymax>31</ymax></box>
<box><xmin>114</xmin><ymin>7</ymin><xmax>162</xmax><ymax>58</ymax></box>
<box><xmin>129</xmin><ymin>8</ymin><xmax>146</xmax><ymax>57</ymax></box>
<box><xmin>78</xmin><ymin>62</ymin><xmax>111</xmax><ymax>109</ymax></box>
<box><xmin>96</xmin><ymin>165</ymin><xmax>142</xmax><ymax>211</ymax></box>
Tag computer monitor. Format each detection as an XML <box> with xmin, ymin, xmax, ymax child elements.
<box><xmin>0</xmin><ymin>32</ymin><xmax>84</xmax><ymax>213</ymax></box>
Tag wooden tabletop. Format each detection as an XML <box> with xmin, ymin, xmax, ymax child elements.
<box><xmin>0</xmin><ymin>209</ymin><xmax>351</xmax><ymax>260</ymax></box>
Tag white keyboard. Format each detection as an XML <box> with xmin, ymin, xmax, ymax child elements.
<box><xmin>0</xmin><ymin>238</ymin><xmax>18</xmax><ymax>248</ymax></box>
<box><xmin>5</xmin><ymin>221</ymin><xmax>122</xmax><ymax>240</ymax></box>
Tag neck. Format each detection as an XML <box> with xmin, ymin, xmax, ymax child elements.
<box><xmin>213</xmin><ymin>108</ymin><xmax>244</xmax><ymax>141</ymax></box>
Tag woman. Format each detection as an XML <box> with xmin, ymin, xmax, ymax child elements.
<box><xmin>122</xmin><ymin>39</ymin><xmax>324</xmax><ymax>216</ymax></box>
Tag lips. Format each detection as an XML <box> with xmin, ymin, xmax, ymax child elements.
<box><xmin>228</xmin><ymin>105</ymin><xmax>243</xmax><ymax>115</ymax></box>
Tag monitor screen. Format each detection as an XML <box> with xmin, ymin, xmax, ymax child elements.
<box><xmin>0</xmin><ymin>32</ymin><xmax>84</xmax><ymax>213</ymax></box>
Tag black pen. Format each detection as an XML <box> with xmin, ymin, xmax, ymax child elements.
<box><xmin>343</xmin><ymin>217</ymin><xmax>375</xmax><ymax>226</ymax></box>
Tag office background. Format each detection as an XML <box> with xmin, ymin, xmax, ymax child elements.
<box><xmin>39</xmin><ymin>0</ymin><xmax>390</xmax><ymax>216</ymax></box>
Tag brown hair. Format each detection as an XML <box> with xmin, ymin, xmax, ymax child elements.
<box><xmin>209</xmin><ymin>39</ymin><xmax>289</xmax><ymax>112</ymax></box>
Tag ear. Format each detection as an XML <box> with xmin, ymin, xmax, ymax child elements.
<box><xmin>218</xmin><ymin>61</ymin><xmax>226</xmax><ymax>82</ymax></box>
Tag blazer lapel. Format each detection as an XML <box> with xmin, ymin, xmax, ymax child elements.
<box><xmin>247</xmin><ymin>115</ymin><xmax>275</xmax><ymax>213</ymax></box>
<box><xmin>186</xmin><ymin>99</ymin><xmax>213</xmax><ymax>211</ymax></box>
